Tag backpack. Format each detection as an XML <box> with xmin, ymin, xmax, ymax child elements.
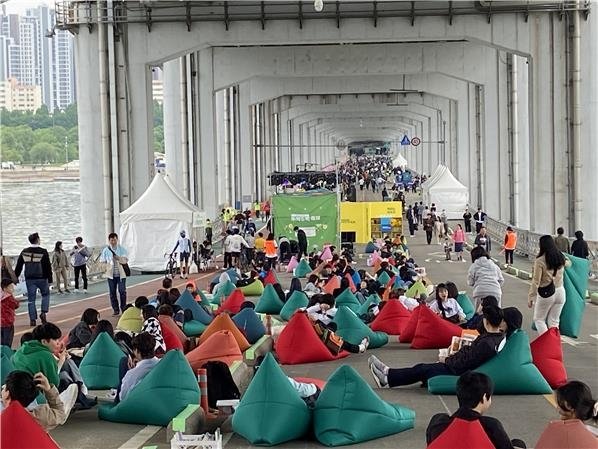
<box><xmin>202</xmin><ymin>360</ymin><xmax>241</xmax><ymax>408</ymax></box>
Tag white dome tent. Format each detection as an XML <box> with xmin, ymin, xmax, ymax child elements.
<box><xmin>119</xmin><ymin>173</ymin><xmax>200</xmax><ymax>272</ymax></box>
<box><xmin>393</xmin><ymin>153</ymin><xmax>409</xmax><ymax>169</ymax></box>
<box><xmin>423</xmin><ymin>166</ymin><xmax>469</xmax><ymax>219</ymax></box>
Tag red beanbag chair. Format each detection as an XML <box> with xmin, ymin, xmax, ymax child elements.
<box><xmin>263</xmin><ymin>270</ymin><xmax>279</xmax><ymax>286</ymax></box>
<box><xmin>275</xmin><ymin>312</ymin><xmax>349</xmax><ymax>365</ymax></box>
<box><xmin>198</xmin><ymin>313</ymin><xmax>250</xmax><ymax>352</ymax></box>
<box><xmin>370</xmin><ymin>299</ymin><xmax>411</xmax><ymax>335</ymax></box>
<box><xmin>294</xmin><ymin>376</ymin><xmax>326</xmax><ymax>391</ymax></box>
<box><xmin>411</xmin><ymin>306</ymin><xmax>462</xmax><ymax>349</ymax></box>
<box><xmin>186</xmin><ymin>330</ymin><xmax>243</xmax><ymax>371</ymax></box>
<box><xmin>399</xmin><ymin>305</ymin><xmax>421</xmax><ymax>343</ymax></box>
<box><xmin>160</xmin><ymin>322</ymin><xmax>185</xmax><ymax>352</ymax></box>
<box><xmin>530</xmin><ymin>327</ymin><xmax>568</xmax><ymax>388</ymax></box>
<box><xmin>216</xmin><ymin>289</ymin><xmax>245</xmax><ymax>315</ymax></box>
<box><xmin>345</xmin><ymin>273</ymin><xmax>357</xmax><ymax>293</ymax></box>
<box><xmin>427</xmin><ymin>418</ymin><xmax>494</xmax><ymax>449</ymax></box>
<box><xmin>1</xmin><ymin>401</ymin><xmax>60</xmax><ymax>449</ymax></box>
<box><xmin>535</xmin><ymin>419</ymin><xmax>598</xmax><ymax>449</ymax></box>
<box><xmin>322</xmin><ymin>276</ymin><xmax>341</xmax><ymax>295</ymax></box>
<box><xmin>158</xmin><ymin>315</ymin><xmax>187</xmax><ymax>346</ymax></box>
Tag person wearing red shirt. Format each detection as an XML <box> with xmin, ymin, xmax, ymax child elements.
<box><xmin>1</xmin><ymin>279</ymin><xmax>20</xmax><ymax>347</ymax></box>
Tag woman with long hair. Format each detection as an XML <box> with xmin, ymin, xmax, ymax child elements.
<box><xmin>51</xmin><ymin>241</ymin><xmax>70</xmax><ymax>294</ymax></box>
<box><xmin>528</xmin><ymin>235</ymin><xmax>569</xmax><ymax>335</ymax></box>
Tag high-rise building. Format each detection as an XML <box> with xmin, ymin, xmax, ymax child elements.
<box><xmin>53</xmin><ymin>28</ymin><xmax>74</xmax><ymax>109</ymax></box>
<box><xmin>0</xmin><ymin>77</ymin><xmax>42</xmax><ymax>112</ymax></box>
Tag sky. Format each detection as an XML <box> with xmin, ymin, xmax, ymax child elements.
<box><xmin>1</xmin><ymin>0</ymin><xmax>50</xmax><ymax>14</ymax></box>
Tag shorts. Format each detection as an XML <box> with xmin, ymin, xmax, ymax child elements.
<box><xmin>231</xmin><ymin>252</ymin><xmax>241</xmax><ymax>259</ymax></box>
<box><xmin>454</xmin><ymin>242</ymin><xmax>464</xmax><ymax>252</ymax></box>
<box><xmin>180</xmin><ymin>252</ymin><xmax>190</xmax><ymax>263</ymax></box>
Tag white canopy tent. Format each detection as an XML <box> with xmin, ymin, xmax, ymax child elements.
<box><xmin>421</xmin><ymin>165</ymin><xmax>447</xmax><ymax>191</ymax></box>
<box><xmin>119</xmin><ymin>173</ymin><xmax>200</xmax><ymax>272</ymax></box>
<box><xmin>423</xmin><ymin>167</ymin><xmax>469</xmax><ymax>219</ymax></box>
<box><xmin>393</xmin><ymin>153</ymin><xmax>409</xmax><ymax>169</ymax></box>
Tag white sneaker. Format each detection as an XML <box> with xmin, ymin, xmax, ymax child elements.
<box><xmin>59</xmin><ymin>384</ymin><xmax>79</xmax><ymax>424</ymax></box>
<box><xmin>74</xmin><ymin>289</ymin><xmax>80</xmax><ymax>293</ymax></box>
<box><xmin>83</xmin><ymin>289</ymin><xmax>88</xmax><ymax>293</ymax></box>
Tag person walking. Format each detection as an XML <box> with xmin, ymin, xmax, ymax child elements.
<box><xmin>406</xmin><ymin>205</ymin><xmax>416</xmax><ymax>237</ymax></box>
<box><xmin>294</xmin><ymin>226</ymin><xmax>308</xmax><ymax>259</ymax></box>
<box><xmin>70</xmin><ymin>237</ymin><xmax>90</xmax><ymax>293</ymax></box>
<box><xmin>204</xmin><ymin>219</ymin><xmax>213</xmax><ymax>244</ymax></box>
<box><xmin>171</xmin><ymin>230</ymin><xmax>192</xmax><ymax>279</ymax></box>
<box><xmin>467</xmin><ymin>246</ymin><xmax>504</xmax><ymax>308</ymax></box>
<box><xmin>528</xmin><ymin>235</ymin><xmax>569</xmax><ymax>335</ymax></box>
<box><xmin>264</xmin><ymin>233</ymin><xmax>279</xmax><ymax>271</ymax></box>
<box><xmin>463</xmin><ymin>208</ymin><xmax>473</xmax><ymax>233</ymax></box>
<box><xmin>473</xmin><ymin>207</ymin><xmax>487</xmax><ymax>234</ymax></box>
<box><xmin>554</xmin><ymin>227</ymin><xmax>570</xmax><ymax>254</ymax></box>
<box><xmin>570</xmin><ymin>230</ymin><xmax>590</xmax><ymax>260</ymax></box>
<box><xmin>452</xmin><ymin>224</ymin><xmax>466</xmax><ymax>262</ymax></box>
<box><xmin>254</xmin><ymin>201</ymin><xmax>261</xmax><ymax>219</ymax></box>
<box><xmin>14</xmin><ymin>233</ymin><xmax>53</xmax><ymax>327</ymax></box>
<box><xmin>474</xmin><ymin>226</ymin><xmax>492</xmax><ymax>253</ymax></box>
<box><xmin>423</xmin><ymin>213</ymin><xmax>434</xmax><ymax>245</ymax></box>
<box><xmin>502</xmin><ymin>226</ymin><xmax>518</xmax><ymax>266</ymax></box>
<box><xmin>100</xmin><ymin>233</ymin><xmax>129</xmax><ymax>316</ymax></box>
<box><xmin>51</xmin><ymin>241</ymin><xmax>70</xmax><ymax>294</ymax></box>
<box><xmin>434</xmin><ymin>216</ymin><xmax>445</xmax><ymax>245</ymax></box>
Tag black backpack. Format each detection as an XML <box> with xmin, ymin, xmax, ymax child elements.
<box><xmin>202</xmin><ymin>361</ymin><xmax>241</xmax><ymax>408</ymax></box>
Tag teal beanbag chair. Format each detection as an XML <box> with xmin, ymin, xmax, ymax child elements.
<box><xmin>197</xmin><ymin>290</ymin><xmax>213</xmax><ymax>309</ymax></box>
<box><xmin>232</xmin><ymin>353</ymin><xmax>311</xmax><ymax>445</ymax></box>
<box><xmin>357</xmin><ymin>295</ymin><xmax>380</xmax><ymax>317</ymax></box>
<box><xmin>428</xmin><ymin>330</ymin><xmax>552</xmax><ymax>395</ymax></box>
<box><xmin>364</xmin><ymin>242</ymin><xmax>377</xmax><ymax>253</ymax></box>
<box><xmin>335</xmin><ymin>289</ymin><xmax>362</xmax><ymax>313</ymax></box>
<box><xmin>80</xmin><ymin>333</ymin><xmax>126</xmax><ymax>389</ymax></box>
<box><xmin>560</xmin><ymin>254</ymin><xmax>590</xmax><ymax>338</ymax></box>
<box><xmin>1</xmin><ymin>353</ymin><xmax>15</xmax><ymax>384</ymax></box>
<box><xmin>1</xmin><ymin>345</ymin><xmax>14</xmax><ymax>360</ymax></box>
<box><xmin>255</xmin><ymin>284</ymin><xmax>285</xmax><ymax>314</ymax></box>
<box><xmin>280</xmin><ymin>291</ymin><xmax>309</xmax><ymax>321</ymax></box>
<box><xmin>333</xmin><ymin>306</ymin><xmax>388</xmax><ymax>349</ymax></box>
<box><xmin>99</xmin><ymin>350</ymin><xmax>199</xmax><ymax>426</ymax></box>
<box><xmin>183</xmin><ymin>320</ymin><xmax>207</xmax><ymax>337</ymax></box>
<box><xmin>377</xmin><ymin>271</ymin><xmax>391</xmax><ymax>286</ymax></box>
<box><xmin>213</xmin><ymin>281</ymin><xmax>237</xmax><ymax>302</ymax></box>
<box><xmin>232</xmin><ymin>308</ymin><xmax>267</xmax><ymax>344</ymax></box>
<box><xmin>456</xmin><ymin>293</ymin><xmax>475</xmax><ymax>320</ymax></box>
<box><xmin>176</xmin><ymin>291</ymin><xmax>213</xmax><ymax>325</ymax></box>
<box><xmin>295</xmin><ymin>259</ymin><xmax>312</xmax><ymax>278</ymax></box>
<box><xmin>238</xmin><ymin>280</ymin><xmax>265</xmax><ymax>297</ymax></box>
<box><xmin>314</xmin><ymin>365</ymin><xmax>415</xmax><ymax>446</ymax></box>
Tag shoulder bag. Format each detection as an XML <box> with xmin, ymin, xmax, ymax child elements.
<box><xmin>108</xmin><ymin>247</ymin><xmax>131</xmax><ymax>277</ymax></box>
<box><xmin>537</xmin><ymin>268</ymin><xmax>557</xmax><ymax>298</ymax></box>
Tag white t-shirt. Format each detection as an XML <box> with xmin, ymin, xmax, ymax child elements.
<box><xmin>229</xmin><ymin>235</ymin><xmax>249</xmax><ymax>253</ymax></box>
<box><xmin>429</xmin><ymin>298</ymin><xmax>465</xmax><ymax>319</ymax></box>
<box><xmin>177</xmin><ymin>237</ymin><xmax>191</xmax><ymax>254</ymax></box>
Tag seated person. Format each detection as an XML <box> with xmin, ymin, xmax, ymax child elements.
<box><xmin>500</xmin><ymin>307</ymin><xmax>523</xmax><ymax>338</ymax></box>
<box><xmin>391</xmin><ymin>288</ymin><xmax>419</xmax><ymax>311</ymax></box>
<box><xmin>160</xmin><ymin>277</ymin><xmax>173</xmax><ymax>294</ymax></box>
<box><xmin>168</xmin><ymin>288</ymin><xmax>181</xmax><ymax>304</ymax></box>
<box><xmin>535</xmin><ymin>380</ymin><xmax>598</xmax><ymax>448</ymax></box>
<box><xmin>368</xmin><ymin>305</ymin><xmax>505</xmax><ymax>388</ymax></box>
<box><xmin>429</xmin><ymin>283</ymin><xmax>466</xmax><ymax>324</ymax></box>
<box><xmin>332</xmin><ymin>277</ymin><xmax>351</xmax><ymax>298</ymax></box>
<box><xmin>157</xmin><ymin>304</ymin><xmax>188</xmax><ymax>348</ymax></box>
<box><xmin>212</xmin><ymin>273</ymin><xmax>231</xmax><ymax>295</ymax></box>
<box><xmin>375</xmin><ymin>261</ymin><xmax>394</xmax><ymax>280</ymax></box>
<box><xmin>1</xmin><ymin>371</ymin><xmax>78</xmax><ymax>430</ymax></box>
<box><xmin>67</xmin><ymin>308</ymin><xmax>99</xmax><ymax>349</ymax></box>
<box><xmin>88</xmin><ymin>320</ymin><xmax>133</xmax><ymax>357</ymax></box>
<box><xmin>286</xmin><ymin>278</ymin><xmax>303</xmax><ymax>301</ymax></box>
<box><xmin>463</xmin><ymin>296</ymin><xmax>499</xmax><ymax>332</ymax></box>
<box><xmin>116</xmin><ymin>296</ymin><xmax>148</xmax><ymax>333</ymax></box>
<box><xmin>117</xmin><ymin>333</ymin><xmax>159</xmax><ymax>402</ymax></box>
<box><xmin>141</xmin><ymin>305</ymin><xmax>166</xmax><ymax>354</ymax></box>
<box><xmin>303</xmin><ymin>274</ymin><xmax>322</xmax><ymax>296</ymax></box>
<box><xmin>426</xmin><ymin>371</ymin><xmax>526</xmax><ymax>449</ymax></box>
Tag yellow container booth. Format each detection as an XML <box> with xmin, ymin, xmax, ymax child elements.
<box><xmin>340</xmin><ymin>201</ymin><xmax>403</xmax><ymax>244</ymax></box>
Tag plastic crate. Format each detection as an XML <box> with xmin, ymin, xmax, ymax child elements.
<box><xmin>170</xmin><ymin>429</ymin><xmax>222</xmax><ymax>449</ymax></box>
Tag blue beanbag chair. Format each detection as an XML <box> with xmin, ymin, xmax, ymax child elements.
<box><xmin>232</xmin><ymin>308</ymin><xmax>267</xmax><ymax>344</ymax></box>
<box><xmin>176</xmin><ymin>291</ymin><xmax>213</xmax><ymax>325</ymax></box>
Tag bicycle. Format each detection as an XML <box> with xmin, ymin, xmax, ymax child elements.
<box><xmin>164</xmin><ymin>252</ymin><xmax>178</xmax><ymax>279</ymax></box>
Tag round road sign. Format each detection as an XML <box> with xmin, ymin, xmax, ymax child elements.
<box><xmin>411</xmin><ymin>137</ymin><xmax>421</xmax><ymax>146</ymax></box>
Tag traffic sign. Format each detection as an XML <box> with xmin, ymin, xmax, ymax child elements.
<box><xmin>400</xmin><ymin>135</ymin><xmax>410</xmax><ymax>145</ymax></box>
<box><xmin>411</xmin><ymin>136</ymin><xmax>421</xmax><ymax>146</ymax></box>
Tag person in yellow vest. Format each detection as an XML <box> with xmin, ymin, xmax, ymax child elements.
<box><xmin>502</xmin><ymin>226</ymin><xmax>518</xmax><ymax>266</ymax></box>
<box><xmin>254</xmin><ymin>201</ymin><xmax>261</xmax><ymax>219</ymax></box>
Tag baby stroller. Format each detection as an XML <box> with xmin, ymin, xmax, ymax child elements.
<box><xmin>197</xmin><ymin>243</ymin><xmax>215</xmax><ymax>271</ymax></box>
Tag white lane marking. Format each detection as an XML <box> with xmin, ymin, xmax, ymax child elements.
<box><xmin>222</xmin><ymin>432</ymin><xmax>233</xmax><ymax>447</ymax></box>
<box><xmin>590</xmin><ymin>334</ymin><xmax>598</xmax><ymax>340</ymax></box>
<box><xmin>561</xmin><ymin>335</ymin><xmax>588</xmax><ymax>347</ymax></box>
<box><xmin>117</xmin><ymin>425</ymin><xmax>161</xmax><ymax>449</ymax></box>
<box><xmin>438</xmin><ymin>395</ymin><xmax>452</xmax><ymax>414</ymax></box>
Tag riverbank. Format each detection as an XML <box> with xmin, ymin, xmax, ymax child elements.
<box><xmin>0</xmin><ymin>167</ymin><xmax>79</xmax><ymax>183</ymax></box>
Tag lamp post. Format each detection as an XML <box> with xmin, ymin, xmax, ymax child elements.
<box><xmin>64</xmin><ymin>136</ymin><xmax>69</xmax><ymax>169</ymax></box>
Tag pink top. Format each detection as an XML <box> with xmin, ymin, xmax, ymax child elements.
<box><xmin>452</xmin><ymin>229</ymin><xmax>466</xmax><ymax>244</ymax></box>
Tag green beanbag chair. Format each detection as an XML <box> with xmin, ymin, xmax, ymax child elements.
<box><xmin>116</xmin><ymin>306</ymin><xmax>143</xmax><ymax>333</ymax></box>
<box><xmin>176</xmin><ymin>291</ymin><xmax>213</xmax><ymax>325</ymax></box>
<box><xmin>232</xmin><ymin>353</ymin><xmax>311</xmax><ymax>445</ymax></box>
<box><xmin>80</xmin><ymin>332</ymin><xmax>126</xmax><ymax>389</ymax></box>
<box><xmin>333</xmin><ymin>306</ymin><xmax>388</xmax><ymax>349</ymax></box>
<box><xmin>456</xmin><ymin>293</ymin><xmax>475</xmax><ymax>320</ymax></box>
<box><xmin>1</xmin><ymin>345</ymin><xmax>14</xmax><ymax>360</ymax></box>
<box><xmin>294</xmin><ymin>259</ymin><xmax>312</xmax><ymax>278</ymax></box>
<box><xmin>255</xmin><ymin>284</ymin><xmax>285</xmax><ymax>314</ymax></box>
<box><xmin>428</xmin><ymin>330</ymin><xmax>552</xmax><ymax>395</ymax></box>
<box><xmin>99</xmin><ymin>350</ymin><xmax>199</xmax><ymax>426</ymax></box>
<box><xmin>183</xmin><ymin>320</ymin><xmax>207</xmax><ymax>337</ymax></box>
<box><xmin>280</xmin><ymin>290</ymin><xmax>309</xmax><ymax>321</ymax></box>
<box><xmin>405</xmin><ymin>280</ymin><xmax>427</xmax><ymax>298</ymax></box>
<box><xmin>377</xmin><ymin>271</ymin><xmax>391</xmax><ymax>286</ymax></box>
<box><xmin>364</xmin><ymin>242</ymin><xmax>377</xmax><ymax>253</ymax></box>
<box><xmin>197</xmin><ymin>290</ymin><xmax>213</xmax><ymax>309</ymax></box>
<box><xmin>357</xmin><ymin>295</ymin><xmax>380</xmax><ymax>317</ymax></box>
<box><xmin>335</xmin><ymin>289</ymin><xmax>362</xmax><ymax>313</ymax></box>
<box><xmin>238</xmin><ymin>279</ymin><xmax>265</xmax><ymax>297</ymax></box>
<box><xmin>560</xmin><ymin>254</ymin><xmax>590</xmax><ymax>338</ymax></box>
<box><xmin>232</xmin><ymin>308</ymin><xmax>267</xmax><ymax>344</ymax></box>
<box><xmin>1</xmin><ymin>353</ymin><xmax>15</xmax><ymax>384</ymax></box>
<box><xmin>212</xmin><ymin>281</ymin><xmax>237</xmax><ymax>304</ymax></box>
<box><xmin>314</xmin><ymin>365</ymin><xmax>415</xmax><ymax>446</ymax></box>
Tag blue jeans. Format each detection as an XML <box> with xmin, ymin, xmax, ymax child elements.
<box><xmin>26</xmin><ymin>278</ymin><xmax>50</xmax><ymax>321</ymax></box>
<box><xmin>107</xmin><ymin>277</ymin><xmax>127</xmax><ymax>313</ymax></box>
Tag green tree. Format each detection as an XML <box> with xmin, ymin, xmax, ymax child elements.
<box><xmin>29</xmin><ymin>142</ymin><xmax>59</xmax><ymax>164</ymax></box>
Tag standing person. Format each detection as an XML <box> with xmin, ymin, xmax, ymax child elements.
<box><xmin>100</xmin><ymin>233</ymin><xmax>129</xmax><ymax>316</ymax></box>
<box><xmin>222</xmin><ymin>230</ymin><xmax>233</xmax><ymax>269</ymax></box>
<box><xmin>473</xmin><ymin>207</ymin><xmax>487</xmax><ymax>234</ymax></box>
<box><xmin>1</xmin><ymin>279</ymin><xmax>19</xmax><ymax>347</ymax></box>
<box><xmin>264</xmin><ymin>233</ymin><xmax>279</xmax><ymax>271</ymax></box>
<box><xmin>423</xmin><ymin>213</ymin><xmax>434</xmax><ymax>245</ymax></box>
<box><xmin>502</xmin><ymin>226</ymin><xmax>518</xmax><ymax>266</ymax></box>
<box><xmin>229</xmin><ymin>228</ymin><xmax>249</xmax><ymax>269</ymax></box>
<box><xmin>440</xmin><ymin>210</ymin><xmax>449</xmax><ymax>235</ymax></box>
<box><xmin>171</xmin><ymin>230</ymin><xmax>191</xmax><ymax>279</ymax></box>
<box><xmin>406</xmin><ymin>205</ymin><xmax>416</xmax><ymax>237</ymax></box>
<box><xmin>1</xmin><ymin>249</ymin><xmax>18</xmax><ymax>284</ymax></box>
<box><xmin>263</xmin><ymin>201</ymin><xmax>271</xmax><ymax>223</ymax></box>
<box><xmin>570</xmin><ymin>230</ymin><xmax>590</xmax><ymax>260</ymax></box>
<box><xmin>554</xmin><ymin>227</ymin><xmax>570</xmax><ymax>254</ymax></box>
<box><xmin>463</xmin><ymin>208</ymin><xmax>473</xmax><ymax>233</ymax></box>
<box><xmin>468</xmin><ymin>246</ymin><xmax>504</xmax><ymax>308</ymax></box>
<box><xmin>475</xmin><ymin>226</ymin><xmax>492</xmax><ymax>253</ymax></box>
<box><xmin>528</xmin><ymin>235</ymin><xmax>569</xmax><ymax>335</ymax></box>
<box><xmin>70</xmin><ymin>237</ymin><xmax>90</xmax><ymax>293</ymax></box>
<box><xmin>254</xmin><ymin>200</ymin><xmax>261</xmax><ymax>219</ymax></box>
<box><xmin>434</xmin><ymin>216</ymin><xmax>445</xmax><ymax>245</ymax></box>
<box><xmin>14</xmin><ymin>233</ymin><xmax>53</xmax><ymax>327</ymax></box>
<box><xmin>294</xmin><ymin>226</ymin><xmax>308</xmax><ymax>259</ymax></box>
<box><xmin>381</xmin><ymin>187</ymin><xmax>389</xmax><ymax>201</ymax></box>
<box><xmin>254</xmin><ymin>232</ymin><xmax>266</xmax><ymax>266</ymax></box>
<box><xmin>204</xmin><ymin>219</ymin><xmax>213</xmax><ymax>244</ymax></box>
<box><xmin>452</xmin><ymin>224</ymin><xmax>466</xmax><ymax>262</ymax></box>
<box><xmin>417</xmin><ymin>202</ymin><xmax>424</xmax><ymax>225</ymax></box>
<box><xmin>51</xmin><ymin>242</ymin><xmax>70</xmax><ymax>294</ymax></box>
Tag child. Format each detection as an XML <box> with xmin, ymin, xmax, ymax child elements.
<box><xmin>429</xmin><ymin>283</ymin><xmax>466</xmax><ymax>324</ymax></box>
<box><xmin>1</xmin><ymin>279</ymin><xmax>20</xmax><ymax>347</ymax></box>
<box><xmin>141</xmin><ymin>305</ymin><xmax>166</xmax><ymax>354</ymax></box>
<box><xmin>443</xmin><ymin>236</ymin><xmax>452</xmax><ymax>261</ymax></box>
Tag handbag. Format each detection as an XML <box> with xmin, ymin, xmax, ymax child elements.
<box><xmin>108</xmin><ymin>247</ymin><xmax>131</xmax><ymax>277</ymax></box>
<box><xmin>537</xmin><ymin>268</ymin><xmax>557</xmax><ymax>298</ymax></box>
<box><xmin>313</xmin><ymin>321</ymin><xmax>343</xmax><ymax>355</ymax></box>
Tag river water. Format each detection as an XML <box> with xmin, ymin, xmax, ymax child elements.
<box><xmin>1</xmin><ymin>181</ymin><xmax>82</xmax><ymax>255</ymax></box>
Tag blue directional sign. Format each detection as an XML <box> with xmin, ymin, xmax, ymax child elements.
<box><xmin>400</xmin><ymin>135</ymin><xmax>411</xmax><ymax>145</ymax></box>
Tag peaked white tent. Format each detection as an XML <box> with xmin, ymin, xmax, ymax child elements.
<box><xmin>421</xmin><ymin>165</ymin><xmax>447</xmax><ymax>191</ymax></box>
<box><xmin>119</xmin><ymin>173</ymin><xmax>200</xmax><ymax>272</ymax></box>
<box><xmin>423</xmin><ymin>167</ymin><xmax>469</xmax><ymax>219</ymax></box>
<box><xmin>393</xmin><ymin>153</ymin><xmax>409</xmax><ymax>168</ymax></box>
